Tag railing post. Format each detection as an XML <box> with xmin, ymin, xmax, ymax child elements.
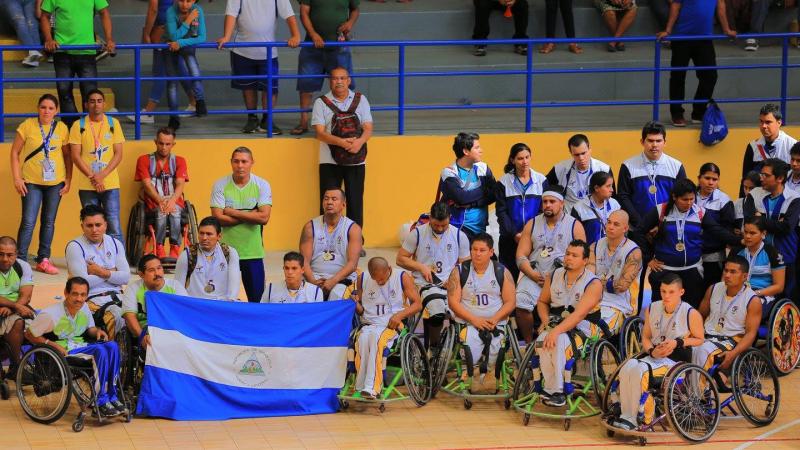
<box><xmin>652</xmin><ymin>39</ymin><xmax>661</xmax><ymax>122</ymax></box>
<box><xmin>134</xmin><ymin>48</ymin><xmax>142</xmax><ymax>140</ymax></box>
<box><xmin>525</xmin><ymin>39</ymin><xmax>533</xmax><ymax>133</ymax></box>
<box><xmin>0</xmin><ymin>49</ymin><xmax>4</xmax><ymax>143</ymax></box>
<box><xmin>780</xmin><ymin>36</ymin><xmax>789</xmax><ymax>124</ymax></box>
<box><xmin>266</xmin><ymin>43</ymin><xmax>274</xmax><ymax>138</ymax></box>
<box><xmin>398</xmin><ymin>44</ymin><xmax>405</xmax><ymax>135</ymax></box>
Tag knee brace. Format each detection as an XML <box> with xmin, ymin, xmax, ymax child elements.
<box><xmin>563</xmin><ymin>358</ymin><xmax>576</xmax><ymax>395</ymax></box>
<box><xmin>530</xmin><ymin>354</ymin><xmax>543</xmax><ymax>393</ymax></box>
<box><xmin>460</xmin><ymin>345</ymin><xmax>475</xmax><ymax>379</ymax></box>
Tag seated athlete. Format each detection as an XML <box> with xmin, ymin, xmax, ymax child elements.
<box><xmin>535</xmin><ymin>239</ymin><xmax>602</xmax><ymax>407</ymax></box>
<box><xmin>396</xmin><ymin>201</ymin><xmax>469</xmax><ymax>349</ymax></box>
<box><xmin>25</xmin><ymin>276</ymin><xmax>126</xmax><ymax>417</ymax></box>
<box><xmin>588</xmin><ymin>210</ymin><xmax>643</xmax><ymax>336</ymax></box>
<box><xmin>737</xmin><ymin>216</ymin><xmax>785</xmax><ymax>312</ymax></box>
<box><xmin>352</xmin><ymin>257</ymin><xmax>421</xmax><ymax>399</ymax></box>
<box><xmin>693</xmin><ymin>255</ymin><xmax>761</xmax><ymax>372</ymax></box>
<box><xmin>610</xmin><ymin>273</ymin><xmax>704</xmax><ymax>430</ymax></box>
<box><xmin>300</xmin><ymin>187</ymin><xmax>363</xmax><ymax>300</ymax></box>
<box><xmin>65</xmin><ymin>205</ymin><xmax>130</xmax><ymax>339</ymax></box>
<box><xmin>122</xmin><ymin>255</ymin><xmax>187</xmax><ymax>349</ymax></box>
<box><xmin>174</xmin><ymin>216</ymin><xmax>242</xmax><ymax>301</ymax></box>
<box><xmin>0</xmin><ymin>236</ymin><xmax>35</xmax><ymax>378</ymax></box>
<box><xmin>446</xmin><ymin>233</ymin><xmax>516</xmax><ymax>385</ymax></box>
<box><xmin>262</xmin><ymin>252</ymin><xmax>323</xmax><ymax>303</ymax></box>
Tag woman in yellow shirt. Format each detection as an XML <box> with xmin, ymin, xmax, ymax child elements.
<box><xmin>9</xmin><ymin>94</ymin><xmax>72</xmax><ymax>275</ymax></box>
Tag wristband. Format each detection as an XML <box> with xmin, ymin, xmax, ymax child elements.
<box><xmin>605</xmin><ymin>276</ymin><xmax>615</xmax><ymax>294</ymax></box>
<box><xmin>647</xmin><ymin>347</ymin><xmax>654</xmax><ymax>357</ymax></box>
<box><xmin>138</xmin><ymin>326</ymin><xmax>149</xmax><ymax>346</ymax></box>
<box><xmin>675</xmin><ymin>337</ymin><xmax>684</xmax><ymax>350</ymax></box>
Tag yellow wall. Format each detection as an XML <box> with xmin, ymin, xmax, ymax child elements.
<box><xmin>3</xmin><ymin>126</ymin><xmax>797</xmax><ymax>257</ymax></box>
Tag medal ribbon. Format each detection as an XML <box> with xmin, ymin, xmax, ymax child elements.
<box><xmin>590</xmin><ymin>198</ymin><xmax>611</xmax><ymax>236</ymax></box>
<box><xmin>717</xmin><ymin>285</ymin><xmax>747</xmax><ymax>329</ymax></box>
<box><xmin>565</xmin><ymin>163</ymin><xmax>593</xmax><ymax>199</ymax></box>
<box><xmin>541</xmin><ymin>212</ymin><xmax>566</xmax><ymax>251</ymax></box>
<box><xmin>598</xmin><ymin>238</ymin><xmax>627</xmax><ymax>279</ymax></box>
<box><xmin>743</xmin><ymin>242</ymin><xmax>764</xmax><ymax>282</ymax></box>
<box><xmin>656</xmin><ymin>303</ymin><xmax>681</xmax><ymax>343</ymax></box>
<box><xmin>324</xmin><ymin>217</ymin><xmax>346</xmax><ymax>254</ymax></box>
<box><xmin>39</xmin><ymin>121</ymin><xmax>56</xmax><ymax>160</ymax></box>
<box><xmin>674</xmin><ymin>207</ymin><xmax>691</xmax><ymax>244</ymax></box>
<box><xmin>562</xmin><ymin>269</ymin><xmax>587</xmax><ymax>307</ymax></box>
<box><xmin>198</xmin><ymin>246</ymin><xmax>225</xmax><ymax>287</ymax></box>
<box><xmin>642</xmin><ymin>154</ymin><xmax>659</xmax><ymax>203</ymax></box>
<box><xmin>88</xmin><ymin>120</ymin><xmax>104</xmax><ymax>158</ymax></box>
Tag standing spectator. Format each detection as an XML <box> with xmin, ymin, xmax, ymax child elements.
<box><xmin>217</xmin><ymin>0</ymin><xmax>300</xmax><ymax>134</ymax></box>
<box><xmin>540</xmin><ymin>0</ymin><xmax>581</xmax><ymax>54</ymax></box>
<box><xmin>210</xmin><ymin>147</ymin><xmax>272</xmax><ymax>302</ymax></box>
<box><xmin>656</xmin><ymin>0</ymin><xmax>736</xmax><ymax>127</ymax></box>
<box><xmin>596</xmin><ymin>0</ymin><xmax>638</xmax><ymax>52</ymax></box>
<box><xmin>741</xmin><ymin>104</ymin><xmax>797</xmax><ymax>183</ymax></box>
<box><xmin>311</xmin><ymin>67</ymin><xmax>372</xmax><ymax>234</ymax></box>
<box><xmin>69</xmin><ymin>89</ymin><xmax>125</xmax><ymax>245</ymax></box>
<box><xmin>650</xmin><ymin>0</ymin><xmax>670</xmax><ymax>31</ymax></box>
<box><xmin>40</xmin><ymin>0</ymin><xmax>115</xmax><ymax>128</ymax></box>
<box><xmin>546</xmin><ymin>133</ymin><xmax>613</xmax><ymax>212</ymax></box>
<box><xmin>163</xmin><ymin>0</ymin><xmax>208</xmax><ymax>131</ymax></box>
<box><xmin>472</xmin><ymin>0</ymin><xmax>530</xmax><ymax>57</ymax></box>
<box><xmin>495</xmin><ymin>143</ymin><xmax>548</xmax><ymax>280</ymax></box>
<box><xmin>133</xmin><ymin>127</ymin><xmax>188</xmax><ymax>259</ymax></box>
<box><xmin>10</xmin><ymin>94</ymin><xmax>71</xmax><ymax>274</ymax></box>
<box><xmin>440</xmin><ymin>132</ymin><xmax>497</xmax><ymax>242</ymax></box>
<box><xmin>724</xmin><ymin>0</ymin><xmax>752</xmax><ymax>39</ymax></box>
<box><xmin>292</xmin><ymin>0</ymin><xmax>359</xmax><ymax>136</ymax></box>
<box><xmin>2</xmin><ymin>0</ymin><xmax>43</xmax><ymax>66</ymax></box>
<box><xmin>745</xmin><ymin>0</ymin><xmax>774</xmax><ymax>51</ymax></box>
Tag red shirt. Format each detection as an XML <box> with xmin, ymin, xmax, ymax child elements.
<box><xmin>135</xmin><ymin>153</ymin><xmax>189</xmax><ymax>210</ymax></box>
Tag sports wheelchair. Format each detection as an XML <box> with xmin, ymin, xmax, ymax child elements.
<box><xmin>115</xmin><ymin>326</ymin><xmax>146</xmax><ymax>410</ymax></box>
<box><xmin>756</xmin><ymin>297</ymin><xmax>800</xmax><ymax>376</ymax></box>
<box><xmin>15</xmin><ymin>341</ymin><xmax>132</xmax><ymax>432</ymax></box>
<box><xmin>125</xmin><ymin>199</ymin><xmax>199</xmax><ymax>270</ymax></box>
<box><xmin>1</xmin><ymin>338</ymin><xmax>14</xmax><ymax>400</ymax></box>
<box><xmin>338</xmin><ymin>314</ymin><xmax>433</xmax><ymax>413</ymax></box>
<box><xmin>601</xmin><ymin>347</ymin><xmax>780</xmax><ymax>445</ymax></box>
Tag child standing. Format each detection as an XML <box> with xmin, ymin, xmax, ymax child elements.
<box><xmin>165</xmin><ymin>0</ymin><xmax>207</xmax><ymax>130</ymax></box>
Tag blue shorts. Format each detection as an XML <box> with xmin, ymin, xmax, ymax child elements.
<box><xmin>296</xmin><ymin>45</ymin><xmax>355</xmax><ymax>93</ymax></box>
<box><xmin>230</xmin><ymin>52</ymin><xmax>279</xmax><ymax>93</ymax></box>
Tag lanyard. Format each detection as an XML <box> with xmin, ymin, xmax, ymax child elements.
<box><xmin>675</xmin><ymin>207</ymin><xmax>691</xmax><ymax>243</ymax></box>
<box><xmin>743</xmin><ymin>242</ymin><xmax>764</xmax><ymax>281</ymax></box>
<box><xmin>642</xmin><ymin>153</ymin><xmax>659</xmax><ymax>202</ymax></box>
<box><xmin>542</xmin><ymin>212</ymin><xmax>566</xmax><ymax>249</ymax></box>
<box><xmin>562</xmin><ymin>269</ymin><xmax>587</xmax><ymax>306</ymax></box>
<box><xmin>324</xmin><ymin>217</ymin><xmax>346</xmax><ymax>252</ymax></box>
<box><xmin>198</xmin><ymin>246</ymin><xmax>225</xmax><ymax>283</ymax></box>
<box><xmin>598</xmin><ymin>238</ymin><xmax>627</xmax><ymax>278</ymax></box>
<box><xmin>589</xmin><ymin>197</ymin><xmax>611</xmax><ymax>236</ymax></box>
<box><xmin>718</xmin><ymin>285</ymin><xmax>747</xmax><ymax>324</ymax></box>
<box><xmin>565</xmin><ymin>163</ymin><xmax>593</xmax><ymax>199</ymax></box>
<box><xmin>657</xmin><ymin>302</ymin><xmax>681</xmax><ymax>342</ymax></box>
<box><xmin>88</xmin><ymin>120</ymin><xmax>105</xmax><ymax>160</ymax></box>
<box><xmin>39</xmin><ymin>122</ymin><xmax>56</xmax><ymax>160</ymax></box>
<box><xmin>378</xmin><ymin>278</ymin><xmax>395</xmax><ymax>314</ymax></box>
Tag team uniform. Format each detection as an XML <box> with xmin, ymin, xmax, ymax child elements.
<box><xmin>0</xmin><ymin>259</ymin><xmax>34</xmax><ymax>336</ymax></box>
<box><xmin>692</xmin><ymin>282</ymin><xmax>759</xmax><ymax>371</ymax></box>
<box><xmin>401</xmin><ymin>223</ymin><xmax>469</xmax><ymax>321</ymax></box>
<box><xmin>617</xmin><ymin>152</ymin><xmax>686</xmax><ymax>227</ymax></box>
<box><xmin>134</xmin><ymin>152</ymin><xmax>189</xmax><ymax>247</ymax></box>
<box><xmin>439</xmin><ymin>161</ymin><xmax>496</xmax><ymax>238</ymax></box>
<box><xmin>456</xmin><ymin>261</ymin><xmax>508</xmax><ymax>374</ymax></box>
<box><xmin>174</xmin><ymin>243</ymin><xmax>242</xmax><ymax>301</ymax></box>
<box><xmin>535</xmin><ymin>268</ymin><xmax>600</xmax><ymax>396</ymax></box>
<box><xmin>741</xmin><ymin>130</ymin><xmax>797</xmax><ymax>180</ymax></box>
<box><xmin>261</xmin><ymin>281</ymin><xmax>322</xmax><ymax>303</ymax></box>
<box><xmin>121</xmin><ymin>278</ymin><xmax>188</xmax><ymax>331</ymax></box>
<box><xmin>495</xmin><ymin>169</ymin><xmax>548</xmax><ymax>279</ymax></box>
<box><xmin>546</xmin><ymin>158</ymin><xmax>613</xmax><ymax>212</ymax></box>
<box><xmin>516</xmin><ymin>212</ymin><xmax>578</xmax><ymax>311</ymax></box>
<box><xmin>571</xmin><ymin>197</ymin><xmax>621</xmax><ymax>246</ymax></box>
<box><xmin>354</xmin><ymin>269</ymin><xmax>408</xmax><ymax>396</ymax></box>
<box><xmin>696</xmin><ymin>189</ymin><xmax>735</xmax><ymax>288</ymax></box>
<box><xmin>309</xmin><ymin>215</ymin><xmax>357</xmax><ymax>300</ymax></box>
<box><xmin>616</xmin><ymin>301</ymin><xmax>695</xmax><ymax>426</ymax></box>
<box><xmin>591</xmin><ymin>237</ymin><xmax>641</xmax><ymax>335</ymax></box>
<box><xmin>65</xmin><ymin>235</ymin><xmax>130</xmax><ymax>337</ymax></box>
<box><xmin>738</xmin><ymin>243</ymin><xmax>785</xmax><ymax>306</ymax></box>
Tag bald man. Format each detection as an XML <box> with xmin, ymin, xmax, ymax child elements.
<box><xmin>588</xmin><ymin>210</ymin><xmax>643</xmax><ymax>335</ymax></box>
<box><xmin>351</xmin><ymin>257</ymin><xmax>421</xmax><ymax>399</ymax></box>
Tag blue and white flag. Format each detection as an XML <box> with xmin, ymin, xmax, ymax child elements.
<box><xmin>136</xmin><ymin>292</ymin><xmax>354</xmax><ymax>420</ymax></box>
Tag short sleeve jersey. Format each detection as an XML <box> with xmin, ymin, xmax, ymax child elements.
<box><xmin>122</xmin><ymin>278</ymin><xmax>187</xmax><ymax>328</ymax></box>
<box><xmin>210</xmin><ymin>174</ymin><xmax>273</xmax><ymax>259</ymax></box>
<box><xmin>17</xmin><ymin>118</ymin><xmax>70</xmax><ymax>186</ymax></box>
<box><xmin>68</xmin><ymin>115</ymin><xmax>126</xmax><ymax>191</ymax></box>
<box><xmin>29</xmin><ymin>302</ymin><xmax>96</xmax><ymax>351</ymax></box>
<box><xmin>41</xmin><ymin>0</ymin><xmax>109</xmax><ymax>55</ymax></box>
<box><xmin>134</xmin><ymin>153</ymin><xmax>189</xmax><ymax>210</ymax></box>
<box><xmin>738</xmin><ymin>243</ymin><xmax>785</xmax><ymax>292</ymax></box>
<box><xmin>401</xmin><ymin>223</ymin><xmax>470</xmax><ymax>286</ymax></box>
<box><xmin>0</xmin><ymin>259</ymin><xmax>34</xmax><ymax>302</ymax></box>
<box><xmin>311</xmin><ymin>90</ymin><xmax>373</xmax><ymax>166</ymax></box>
<box><xmin>299</xmin><ymin>0</ymin><xmax>359</xmax><ymax>42</ymax></box>
<box><xmin>225</xmin><ymin>0</ymin><xmax>295</xmax><ymax>60</ymax></box>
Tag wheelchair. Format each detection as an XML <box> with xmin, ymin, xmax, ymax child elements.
<box><xmin>755</xmin><ymin>297</ymin><xmax>800</xmax><ymax>376</ymax></box>
<box><xmin>115</xmin><ymin>327</ymin><xmax>145</xmax><ymax>409</ymax></box>
<box><xmin>510</xmin><ymin>312</ymin><xmax>622</xmax><ymax>428</ymax></box>
<box><xmin>0</xmin><ymin>339</ymin><xmax>12</xmax><ymax>400</ymax></box>
<box><xmin>432</xmin><ymin>318</ymin><xmax>522</xmax><ymax>410</ymax></box>
<box><xmin>15</xmin><ymin>342</ymin><xmax>132</xmax><ymax>432</ymax></box>
<box><xmin>601</xmin><ymin>347</ymin><xmax>780</xmax><ymax>445</ymax></box>
<box><xmin>338</xmin><ymin>314</ymin><xmax>433</xmax><ymax>413</ymax></box>
<box><xmin>125</xmin><ymin>199</ymin><xmax>199</xmax><ymax>270</ymax></box>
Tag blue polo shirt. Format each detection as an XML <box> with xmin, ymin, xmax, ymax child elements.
<box><xmin>674</xmin><ymin>0</ymin><xmax>717</xmax><ymax>36</ymax></box>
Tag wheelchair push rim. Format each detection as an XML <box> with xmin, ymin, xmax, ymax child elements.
<box><xmin>430</xmin><ymin>322</ymin><xmax>456</xmax><ymax>398</ymax></box>
<box><xmin>401</xmin><ymin>333</ymin><xmax>433</xmax><ymax>406</ymax></box>
<box><xmin>620</xmin><ymin>316</ymin><xmax>643</xmax><ymax>360</ymax></box>
<box><xmin>732</xmin><ymin>348</ymin><xmax>780</xmax><ymax>426</ymax></box>
<box><xmin>16</xmin><ymin>345</ymin><xmax>73</xmax><ymax>424</ymax></box>
<box><xmin>591</xmin><ymin>339</ymin><xmax>620</xmax><ymax>405</ymax></box>
<box><xmin>766</xmin><ymin>299</ymin><xmax>800</xmax><ymax>376</ymax></box>
<box><xmin>664</xmin><ymin>363</ymin><xmax>720</xmax><ymax>443</ymax></box>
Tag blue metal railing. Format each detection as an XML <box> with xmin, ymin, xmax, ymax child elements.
<box><xmin>0</xmin><ymin>33</ymin><xmax>798</xmax><ymax>142</ymax></box>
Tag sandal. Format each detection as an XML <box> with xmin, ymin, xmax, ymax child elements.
<box><xmin>607</xmin><ymin>43</ymin><xmax>617</xmax><ymax>52</ymax></box>
<box><xmin>615</xmin><ymin>42</ymin><xmax>626</xmax><ymax>52</ymax></box>
<box><xmin>290</xmin><ymin>125</ymin><xmax>309</xmax><ymax>136</ymax></box>
<box><xmin>568</xmin><ymin>43</ymin><xmax>583</xmax><ymax>54</ymax></box>
<box><xmin>538</xmin><ymin>43</ymin><xmax>555</xmax><ymax>54</ymax></box>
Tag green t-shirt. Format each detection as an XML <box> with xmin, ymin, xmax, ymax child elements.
<box><xmin>210</xmin><ymin>174</ymin><xmax>273</xmax><ymax>260</ymax></box>
<box><xmin>122</xmin><ymin>279</ymin><xmax>186</xmax><ymax>329</ymax></box>
<box><xmin>300</xmin><ymin>0</ymin><xmax>359</xmax><ymax>42</ymax></box>
<box><xmin>41</xmin><ymin>0</ymin><xmax>109</xmax><ymax>55</ymax></box>
<box><xmin>0</xmin><ymin>260</ymin><xmax>34</xmax><ymax>303</ymax></box>
<box><xmin>29</xmin><ymin>302</ymin><xmax>95</xmax><ymax>351</ymax></box>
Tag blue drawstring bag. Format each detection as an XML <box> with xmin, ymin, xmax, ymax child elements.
<box><xmin>700</xmin><ymin>99</ymin><xmax>728</xmax><ymax>146</ymax></box>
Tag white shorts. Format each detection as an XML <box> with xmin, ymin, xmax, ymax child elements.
<box><xmin>0</xmin><ymin>313</ymin><xmax>22</xmax><ymax>335</ymax></box>
<box><xmin>516</xmin><ymin>274</ymin><xmax>542</xmax><ymax>312</ymax></box>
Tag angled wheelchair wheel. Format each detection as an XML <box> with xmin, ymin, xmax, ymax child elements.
<box><xmin>69</xmin><ymin>361</ymin><xmax>95</xmax><ymax>408</ymax></box>
<box><xmin>185</xmin><ymin>201</ymin><xmax>199</xmax><ymax>248</ymax></box>
<box><xmin>664</xmin><ymin>363</ymin><xmax>720</xmax><ymax>443</ymax></box>
<box><xmin>512</xmin><ymin>344</ymin><xmax>536</xmax><ymax>401</ymax></box>
<box><xmin>430</xmin><ymin>323</ymin><xmax>455</xmax><ymax>398</ymax></box>
<box><xmin>126</xmin><ymin>201</ymin><xmax>147</xmax><ymax>268</ymax></box>
<box><xmin>401</xmin><ymin>334</ymin><xmax>433</xmax><ymax>406</ymax></box>
<box><xmin>732</xmin><ymin>348</ymin><xmax>780</xmax><ymax>426</ymax></box>
<box><xmin>766</xmin><ymin>299</ymin><xmax>800</xmax><ymax>376</ymax></box>
<box><xmin>16</xmin><ymin>345</ymin><xmax>72</xmax><ymax>424</ymax></box>
<box><xmin>600</xmin><ymin>357</ymin><xmax>627</xmax><ymax>414</ymax></box>
<box><xmin>591</xmin><ymin>339</ymin><xmax>620</xmax><ymax>404</ymax></box>
<box><xmin>619</xmin><ymin>316</ymin><xmax>643</xmax><ymax>360</ymax></box>
<box><xmin>116</xmin><ymin>327</ymin><xmax>132</xmax><ymax>391</ymax></box>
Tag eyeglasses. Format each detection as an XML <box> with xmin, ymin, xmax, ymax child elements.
<box><xmin>759</xmin><ymin>172</ymin><xmax>773</xmax><ymax>178</ymax></box>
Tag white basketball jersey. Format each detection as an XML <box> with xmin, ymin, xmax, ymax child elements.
<box><xmin>549</xmin><ymin>267</ymin><xmax>599</xmax><ymax>309</ymax></box>
<box><xmin>705</xmin><ymin>282</ymin><xmax>756</xmax><ymax>337</ymax></box>
<box><xmin>648</xmin><ymin>301</ymin><xmax>693</xmax><ymax>344</ymax></box>
<box><xmin>263</xmin><ymin>281</ymin><xmax>322</xmax><ymax>304</ymax></box>
<box><xmin>361</xmin><ymin>269</ymin><xmax>406</xmax><ymax>327</ymax></box>
<box><xmin>410</xmin><ymin>223</ymin><xmax>464</xmax><ymax>286</ymax></box>
<box><xmin>529</xmin><ymin>213</ymin><xmax>576</xmax><ymax>275</ymax></box>
<box><xmin>310</xmin><ymin>215</ymin><xmax>355</xmax><ymax>281</ymax></box>
<box><xmin>460</xmin><ymin>263</ymin><xmax>505</xmax><ymax>324</ymax></box>
<box><xmin>594</xmin><ymin>237</ymin><xmax>640</xmax><ymax>316</ymax></box>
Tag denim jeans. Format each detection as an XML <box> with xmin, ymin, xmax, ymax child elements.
<box><xmin>53</xmin><ymin>53</ymin><xmax>98</xmax><ymax>127</ymax></box>
<box><xmin>154</xmin><ymin>204</ymin><xmax>183</xmax><ymax>244</ymax></box>
<box><xmin>16</xmin><ymin>183</ymin><xmax>63</xmax><ymax>263</ymax></box>
<box><xmin>165</xmin><ymin>47</ymin><xmax>205</xmax><ymax>117</ymax></box>
<box><xmin>0</xmin><ymin>0</ymin><xmax>41</xmax><ymax>47</ymax></box>
<box><xmin>148</xmin><ymin>48</ymin><xmax>194</xmax><ymax>104</ymax></box>
<box><xmin>78</xmin><ymin>189</ymin><xmax>124</xmax><ymax>246</ymax></box>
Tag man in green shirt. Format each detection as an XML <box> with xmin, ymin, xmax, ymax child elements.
<box><xmin>210</xmin><ymin>147</ymin><xmax>272</xmax><ymax>302</ymax></box>
<box><xmin>0</xmin><ymin>236</ymin><xmax>34</xmax><ymax>377</ymax></box>
<box><xmin>40</xmin><ymin>0</ymin><xmax>116</xmax><ymax>127</ymax></box>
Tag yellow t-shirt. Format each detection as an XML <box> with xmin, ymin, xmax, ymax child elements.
<box><xmin>68</xmin><ymin>115</ymin><xmax>125</xmax><ymax>191</ymax></box>
<box><xmin>17</xmin><ymin>118</ymin><xmax>69</xmax><ymax>186</ymax></box>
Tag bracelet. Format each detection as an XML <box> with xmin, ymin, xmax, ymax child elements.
<box><xmin>675</xmin><ymin>337</ymin><xmax>684</xmax><ymax>350</ymax></box>
<box><xmin>647</xmin><ymin>347</ymin><xmax>654</xmax><ymax>357</ymax></box>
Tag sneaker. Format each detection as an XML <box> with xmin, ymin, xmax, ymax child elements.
<box><xmin>691</xmin><ymin>117</ymin><xmax>704</xmax><ymax>125</ymax></box>
<box><xmin>168</xmin><ymin>244</ymin><xmax>180</xmax><ymax>259</ymax></box>
<box><xmin>4</xmin><ymin>364</ymin><xmax>18</xmax><ymax>380</ymax></box>
<box><xmin>110</xmin><ymin>400</ymin><xmax>127</xmax><ymax>415</ymax></box>
<box><xmin>612</xmin><ymin>418</ymin><xmax>636</xmax><ymax>431</ymax></box>
<box><xmin>21</xmin><ymin>54</ymin><xmax>40</xmax><ymax>68</ymax></box>
<box><xmin>259</xmin><ymin>116</ymin><xmax>282</xmax><ymax>135</ymax></box>
<box><xmin>35</xmin><ymin>258</ymin><xmax>59</xmax><ymax>275</ymax></box>
<box><xmin>242</xmin><ymin>115</ymin><xmax>260</xmax><ymax>134</ymax></box>
<box><xmin>360</xmin><ymin>390</ymin><xmax>376</xmax><ymax>400</ymax></box>
<box><xmin>98</xmin><ymin>402</ymin><xmax>121</xmax><ymax>417</ymax></box>
<box><xmin>156</xmin><ymin>244</ymin><xmax>166</xmax><ymax>259</ymax></box>
<box><xmin>168</xmin><ymin>116</ymin><xmax>181</xmax><ymax>131</ymax></box>
<box><xmin>126</xmin><ymin>109</ymin><xmax>155</xmax><ymax>124</ymax></box>
<box><xmin>194</xmin><ymin>100</ymin><xmax>207</xmax><ymax>117</ymax></box>
<box><xmin>744</xmin><ymin>39</ymin><xmax>759</xmax><ymax>51</ymax></box>
<box><xmin>542</xmin><ymin>392</ymin><xmax>566</xmax><ymax>407</ymax></box>
<box><xmin>182</xmin><ymin>104</ymin><xmax>196</xmax><ymax>117</ymax></box>
<box><xmin>671</xmin><ymin>116</ymin><xmax>687</xmax><ymax>127</ymax></box>
<box><xmin>473</xmin><ymin>45</ymin><xmax>487</xmax><ymax>57</ymax></box>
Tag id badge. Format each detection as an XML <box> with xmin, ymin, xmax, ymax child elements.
<box><xmin>42</xmin><ymin>158</ymin><xmax>56</xmax><ymax>182</ymax></box>
<box><xmin>91</xmin><ymin>160</ymin><xmax>107</xmax><ymax>174</ymax></box>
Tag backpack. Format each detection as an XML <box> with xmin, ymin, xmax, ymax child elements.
<box><xmin>148</xmin><ymin>152</ymin><xmax>178</xmax><ymax>197</ymax></box>
<box><xmin>186</xmin><ymin>243</ymin><xmax>231</xmax><ymax>289</ymax></box>
<box><xmin>458</xmin><ymin>260</ymin><xmax>505</xmax><ymax>290</ymax></box>
<box><xmin>11</xmin><ymin>261</ymin><xmax>22</xmax><ymax>279</ymax></box>
<box><xmin>699</xmin><ymin>100</ymin><xmax>728</xmax><ymax>146</ymax></box>
<box><xmin>320</xmin><ymin>92</ymin><xmax>367</xmax><ymax>165</ymax></box>
<box><xmin>79</xmin><ymin>115</ymin><xmax>115</xmax><ymax>135</ymax></box>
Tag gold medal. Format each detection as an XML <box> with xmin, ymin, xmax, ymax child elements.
<box><xmin>675</xmin><ymin>242</ymin><xmax>685</xmax><ymax>252</ymax></box>
<box><xmin>540</xmin><ymin>248</ymin><xmax>550</xmax><ymax>258</ymax></box>
<box><xmin>649</xmin><ymin>185</ymin><xmax>658</xmax><ymax>194</ymax></box>
<box><xmin>322</xmin><ymin>251</ymin><xmax>333</xmax><ymax>261</ymax></box>
<box><xmin>714</xmin><ymin>323</ymin><xmax>722</xmax><ymax>333</ymax></box>
<box><xmin>204</xmin><ymin>282</ymin><xmax>215</xmax><ymax>293</ymax></box>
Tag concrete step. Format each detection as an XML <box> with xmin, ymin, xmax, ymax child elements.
<box><xmin>0</xmin><ymin>36</ymin><xmax>27</xmax><ymax>62</ymax></box>
<box><xmin>3</xmin><ymin>87</ymin><xmax>116</xmax><ymax>114</ymax></box>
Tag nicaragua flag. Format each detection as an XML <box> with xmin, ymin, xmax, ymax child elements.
<box><xmin>136</xmin><ymin>292</ymin><xmax>354</xmax><ymax>420</ymax></box>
